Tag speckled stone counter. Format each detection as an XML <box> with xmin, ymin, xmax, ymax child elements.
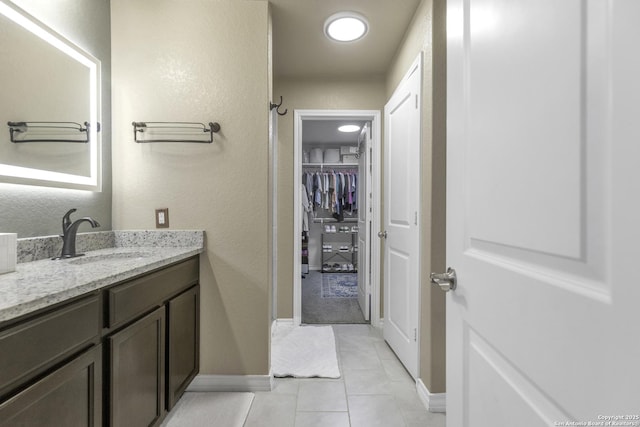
<box><xmin>0</xmin><ymin>230</ymin><xmax>204</xmax><ymax>323</ymax></box>
<box><xmin>17</xmin><ymin>230</ymin><xmax>204</xmax><ymax>263</ymax></box>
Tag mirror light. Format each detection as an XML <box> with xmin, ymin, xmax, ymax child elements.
<box><xmin>338</xmin><ymin>125</ymin><xmax>361</xmax><ymax>133</ymax></box>
<box><xmin>0</xmin><ymin>1</ymin><xmax>101</xmax><ymax>191</ymax></box>
<box><xmin>324</xmin><ymin>12</ymin><xmax>368</xmax><ymax>42</ymax></box>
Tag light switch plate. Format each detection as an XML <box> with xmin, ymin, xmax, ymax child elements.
<box><xmin>155</xmin><ymin>208</ymin><xmax>169</xmax><ymax>228</ymax></box>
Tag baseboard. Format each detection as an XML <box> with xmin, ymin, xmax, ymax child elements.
<box><xmin>186</xmin><ymin>375</ymin><xmax>273</xmax><ymax>392</ymax></box>
<box><xmin>416</xmin><ymin>379</ymin><xmax>446</xmax><ymax>413</ymax></box>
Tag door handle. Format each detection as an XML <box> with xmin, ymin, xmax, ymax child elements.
<box><xmin>377</xmin><ymin>230</ymin><xmax>387</xmax><ymax>239</ymax></box>
<box><xmin>430</xmin><ymin>267</ymin><xmax>457</xmax><ymax>292</ymax></box>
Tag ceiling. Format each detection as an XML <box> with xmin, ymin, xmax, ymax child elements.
<box><xmin>270</xmin><ymin>0</ymin><xmax>422</xmax><ymax>79</ymax></box>
<box><xmin>302</xmin><ymin>120</ymin><xmax>368</xmax><ymax>145</ymax></box>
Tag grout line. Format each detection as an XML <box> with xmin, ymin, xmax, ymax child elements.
<box><xmin>241</xmin><ymin>393</ymin><xmax>256</xmax><ymax>427</ymax></box>
<box><xmin>334</xmin><ymin>324</ymin><xmax>355</xmax><ymax>427</ymax></box>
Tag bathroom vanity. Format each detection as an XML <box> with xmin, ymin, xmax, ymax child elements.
<box><xmin>0</xmin><ymin>232</ymin><xmax>203</xmax><ymax>427</ymax></box>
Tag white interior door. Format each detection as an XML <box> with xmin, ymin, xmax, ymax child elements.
<box><xmin>357</xmin><ymin>123</ymin><xmax>371</xmax><ymax>321</ymax></box>
<box><xmin>383</xmin><ymin>55</ymin><xmax>421</xmax><ymax>379</ymax></box>
<box><xmin>446</xmin><ymin>0</ymin><xmax>640</xmax><ymax>424</ymax></box>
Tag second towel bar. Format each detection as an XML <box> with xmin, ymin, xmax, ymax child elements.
<box><xmin>132</xmin><ymin>121</ymin><xmax>221</xmax><ymax>143</ymax></box>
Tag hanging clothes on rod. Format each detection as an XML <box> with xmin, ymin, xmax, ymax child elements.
<box><xmin>302</xmin><ymin>169</ymin><xmax>359</xmax><ymax>222</ymax></box>
<box><xmin>301</xmin><ymin>183</ymin><xmax>311</xmax><ymax>232</ymax></box>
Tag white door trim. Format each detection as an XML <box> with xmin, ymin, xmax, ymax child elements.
<box><xmin>293</xmin><ymin>109</ymin><xmax>381</xmax><ymax>327</ymax></box>
<box><xmin>269</xmin><ymin>109</ymin><xmax>278</xmax><ymax>321</ymax></box>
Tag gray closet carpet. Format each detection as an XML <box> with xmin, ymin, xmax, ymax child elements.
<box><xmin>302</xmin><ymin>271</ymin><xmax>367</xmax><ymax>324</ymax></box>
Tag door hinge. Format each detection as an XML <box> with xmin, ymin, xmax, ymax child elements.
<box><xmin>415</xmin><ymin>94</ymin><xmax>419</xmax><ymax>109</ymax></box>
<box><xmin>414</xmin><ymin>328</ymin><xmax>417</xmax><ymax>342</ymax></box>
<box><xmin>414</xmin><ymin>211</ymin><xmax>418</xmax><ymax>225</ymax></box>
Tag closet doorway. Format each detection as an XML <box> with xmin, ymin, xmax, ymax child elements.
<box><xmin>293</xmin><ymin>110</ymin><xmax>381</xmax><ymax>326</ymax></box>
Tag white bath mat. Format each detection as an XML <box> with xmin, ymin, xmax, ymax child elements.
<box><xmin>271</xmin><ymin>324</ymin><xmax>341</xmax><ymax>378</ymax></box>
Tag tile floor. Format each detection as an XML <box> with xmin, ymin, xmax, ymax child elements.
<box><xmin>161</xmin><ymin>392</ymin><xmax>254</xmax><ymax>427</ymax></box>
<box><xmin>244</xmin><ymin>324</ymin><xmax>446</xmax><ymax>427</ymax></box>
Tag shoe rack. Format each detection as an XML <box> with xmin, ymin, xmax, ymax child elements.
<box><xmin>321</xmin><ymin>225</ymin><xmax>358</xmax><ymax>273</ymax></box>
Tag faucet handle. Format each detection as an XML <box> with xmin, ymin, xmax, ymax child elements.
<box><xmin>62</xmin><ymin>208</ymin><xmax>77</xmax><ymax>232</ymax></box>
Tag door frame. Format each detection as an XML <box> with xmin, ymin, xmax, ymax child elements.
<box><xmin>269</xmin><ymin>108</ymin><xmax>278</xmax><ymax>322</ymax></box>
<box><xmin>293</xmin><ymin>109</ymin><xmax>382</xmax><ymax>327</ymax></box>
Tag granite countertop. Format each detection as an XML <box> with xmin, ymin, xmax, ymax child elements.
<box><xmin>0</xmin><ymin>230</ymin><xmax>204</xmax><ymax>323</ymax></box>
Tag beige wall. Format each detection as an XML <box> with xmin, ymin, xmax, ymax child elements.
<box><xmin>111</xmin><ymin>0</ymin><xmax>272</xmax><ymax>375</ymax></box>
<box><xmin>272</xmin><ymin>77</ymin><xmax>386</xmax><ymax>318</ymax></box>
<box><xmin>110</xmin><ymin>0</ymin><xmax>445</xmax><ymax>389</ymax></box>
<box><xmin>0</xmin><ymin>0</ymin><xmax>112</xmax><ymax>238</ymax></box>
<box><xmin>385</xmin><ymin>0</ymin><xmax>447</xmax><ymax>393</ymax></box>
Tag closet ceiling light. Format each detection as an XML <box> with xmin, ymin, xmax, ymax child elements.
<box><xmin>338</xmin><ymin>125</ymin><xmax>361</xmax><ymax>133</ymax></box>
<box><xmin>324</xmin><ymin>12</ymin><xmax>369</xmax><ymax>43</ymax></box>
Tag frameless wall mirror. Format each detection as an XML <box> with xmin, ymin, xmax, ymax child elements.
<box><xmin>0</xmin><ymin>0</ymin><xmax>101</xmax><ymax>191</ymax></box>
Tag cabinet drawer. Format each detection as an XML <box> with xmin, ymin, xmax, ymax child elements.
<box><xmin>107</xmin><ymin>257</ymin><xmax>198</xmax><ymax>329</ymax></box>
<box><xmin>0</xmin><ymin>294</ymin><xmax>101</xmax><ymax>398</ymax></box>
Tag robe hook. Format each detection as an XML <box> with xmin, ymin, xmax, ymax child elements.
<box><xmin>270</xmin><ymin>96</ymin><xmax>288</xmax><ymax>116</ymax></box>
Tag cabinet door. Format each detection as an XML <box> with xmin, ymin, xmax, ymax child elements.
<box><xmin>0</xmin><ymin>345</ymin><xmax>102</xmax><ymax>427</ymax></box>
<box><xmin>109</xmin><ymin>307</ymin><xmax>165</xmax><ymax>427</ymax></box>
<box><xmin>166</xmin><ymin>285</ymin><xmax>199</xmax><ymax>410</ymax></box>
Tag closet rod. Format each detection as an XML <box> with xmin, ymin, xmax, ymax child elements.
<box><xmin>312</xmin><ymin>218</ymin><xmax>358</xmax><ymax>223</ymax></box>
<box><xmin>303</xmin><ymin>169</ymin><xmax>358</xmax><ymax>173</ymax></box>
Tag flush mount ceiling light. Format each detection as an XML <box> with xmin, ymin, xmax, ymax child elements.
<box><xmin>324</xmin><ymin>12</ymin><xmax>369</xmax><ymax>42</ymax></box>
<box><xmin>338</xmin><ymin>125</ymin><xmax>361</xmax><ymax>133</ymax></box>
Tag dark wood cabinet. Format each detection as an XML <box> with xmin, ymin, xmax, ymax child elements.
<box><xmin>0</xmin><ymin>345</ymin><xmax>102</xmax><ymax>427</ymax></box>
<box><xmin>105</xmin><ymin>256</ymin><xmax>199</xmax><ymax>426</ymax></box>
<box><xmin>109</xmin><ymin>307</ymin><xmax>165</xmax><ymax>427</ymax></box>
<box><xmin>0</xmin><ymin>256</ymin><xmax>200</xmax><ymax>427</ymax></box>
<box><xmin>167</xmin><ymin>285</ymin><xmax>200</xmax><ymax>410</ymax></box>
<box><xmin>105</xmin><ymin>258</ymin><xmax>199</xmax><ymax>330</ymax></box>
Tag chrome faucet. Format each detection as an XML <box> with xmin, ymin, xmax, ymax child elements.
<box><xmin>58</xmin><ymin>208</ymin><xmax>100</xmax><ymax>258</ymax></box>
